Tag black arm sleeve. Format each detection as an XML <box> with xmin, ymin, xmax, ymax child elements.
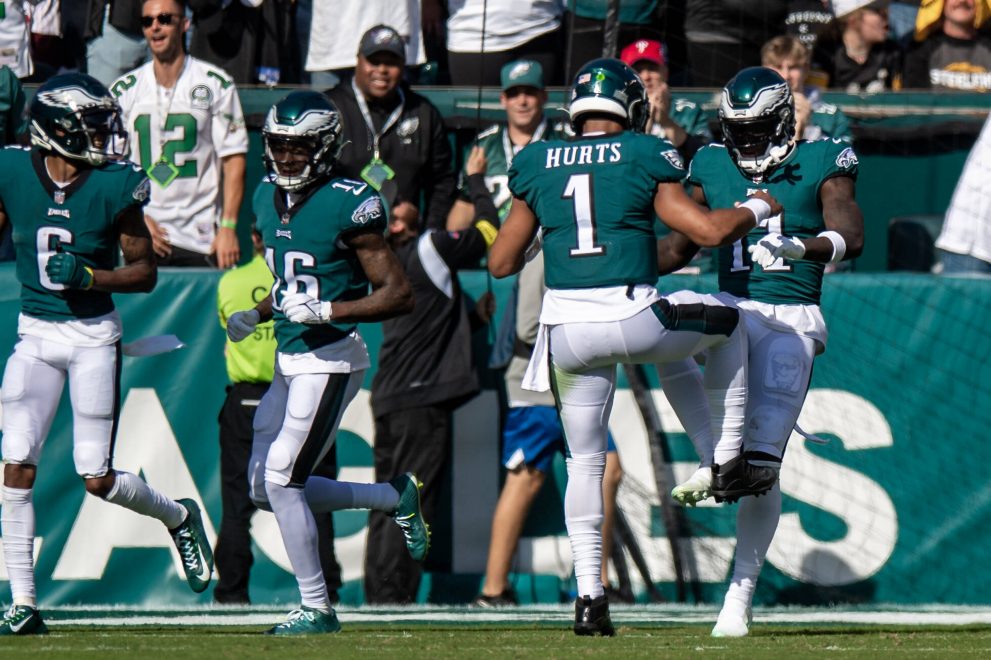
<box><xmin>428</xmin><ymin>226</ymin><xmax>488</xmax><ymax>271</ymax></box>
<box><xmin>465</xmin><ymin>173</ymin><xmax>501</xmax><ymax>228</ymax></box>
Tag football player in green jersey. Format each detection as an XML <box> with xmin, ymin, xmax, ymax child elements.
<box><xmin>224</xmin><ymin>91</ymin><xmax>426</xmax><ymax>635</ymax></box>
<box><xmin>489</xmin><ymin>58</ymin><xmax>782</xmax><ymax>636</ymax></box>
<box><xmin>658</xmin><ymin>66</ymin><xmax>865</xmax><ymax>637</ymax></box>
<box><xmin>0</xmin><ymin>73</ymin><xmax>215</xmax><ymax>636</ymax></box>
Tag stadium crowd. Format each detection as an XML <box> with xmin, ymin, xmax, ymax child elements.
<box><xmin>0</xmin><ymin>0</ymin><xmax>989</xmax><ymax>641</ymax></box>
<box><xmin>2</xmin><ymin>1</ymin><xmax>990</xmax><ymax>92</ymax></box>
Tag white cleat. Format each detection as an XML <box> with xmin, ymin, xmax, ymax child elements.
<box><xmin>671</xmin><ymin>466</ymin><xmax>712</xmax><ymax>506</ymax></box>
<box><xmin>711</xmin><ymin>605</ymin><xmax>752</xmax><ymax>638</ymax></box>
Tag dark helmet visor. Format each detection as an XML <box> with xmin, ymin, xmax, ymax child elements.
<box><xmin>722</xmin><ymin>115</ymin><xmax>779</xmax><ymax>158</ymax></box>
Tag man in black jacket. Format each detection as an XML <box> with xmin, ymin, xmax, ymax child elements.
<box><xmin>325</xmin><ymin>24</ymin><xmax>456</xmax><ymax>231</ymax></box>
<box><xmin>364</xmin><ymin>149</ymin><xmax>499</xmax><ymax>603</ymax></box>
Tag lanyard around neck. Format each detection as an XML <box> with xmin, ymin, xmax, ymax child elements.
<box><xmin>352</xmin><ymin>77</ymin><xmax>405</xmax><ymax>160</ymax></box>
<box><xmin>502</xmin><ymin>118</ymin><xmax>547</xmax><ymax>168</ymax></box>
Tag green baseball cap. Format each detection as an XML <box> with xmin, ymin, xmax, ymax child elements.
<box><xmin>501</xmin><ymin>60</ymin><xmax>544</xmax><ymax>91</ymax></box>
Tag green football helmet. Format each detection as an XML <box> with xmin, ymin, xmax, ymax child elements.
<box><xmin>29</xmin><ymin>73</ymin><xmax>128</xmax><ymax>166</ymax></box>
<box><xmin>262</xmin><ymin>91</ymin><xmax>345</xmax><ymax>191</ymax></box>
<box><xmin>568</xmin><ymin>58</ymin><xmax>649</xmax><ymax>133</ymax></box>
<box><xmin>719</xmin><ymin>66</ymin><xmax>796</xmax><ymax>179</ymax></box>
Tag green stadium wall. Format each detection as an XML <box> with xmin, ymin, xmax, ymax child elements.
<box><xmin>0</xmin><ymin>266</ymin><xmax>987</xmax><ymax>607</ymax></box>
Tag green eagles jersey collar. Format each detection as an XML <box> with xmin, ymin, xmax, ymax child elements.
<box><xmin>31</xmin><ymin>149</ymin><xmax>93</xmax><ymax>205</ymax></box>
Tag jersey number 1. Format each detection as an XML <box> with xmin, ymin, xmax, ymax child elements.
<box><xmin>563</xmin><ymin>173</ymin><xmax>605</xmax><ymax>257</ymax></box>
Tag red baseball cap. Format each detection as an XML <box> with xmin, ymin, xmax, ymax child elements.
<box><xmin>620</xmin><ymin>39</ymin><xmax>665</xmax><ymax>68</ymax></box>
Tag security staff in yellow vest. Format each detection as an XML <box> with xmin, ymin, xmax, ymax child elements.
<box><xmin>215</xmin><ymin>229</ymin><xmax>342</xmax><ymax>603</ymax></box>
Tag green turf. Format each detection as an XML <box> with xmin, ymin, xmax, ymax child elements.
<box><xmin>2</xmin><ymin>625</ymin><xmax>991</xmax><ymax>658</ymax></box>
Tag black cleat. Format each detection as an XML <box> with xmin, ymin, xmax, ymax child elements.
<box><xmin>472</xmin><ymin>588</ymin><xmax>518</xmax><ymax>608</ymax></box>
<box><xmin>603</xmin><ymin>584</ymin><xmax>636</xmax><ymax>604</ymax></box>
<box><xmin>712</xmin><ymin>452</ymin><xmax>780</xmax><ymax>503</ymax></box>
<box><xmin>574</xmin><ymin>595</ymin><xmax>616</xmax><ymax>636</ymax></box>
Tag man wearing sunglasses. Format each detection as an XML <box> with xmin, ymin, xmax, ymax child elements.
<box><xmin>111</xmin><ymin>0</ymin><xmax>248</xmax><ymax>270</ymax></box>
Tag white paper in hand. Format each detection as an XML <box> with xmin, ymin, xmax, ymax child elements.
<box><xmin>122</xmin><ymin>334</ymin><xmax>186</xmax><ymax>357</ymax></box>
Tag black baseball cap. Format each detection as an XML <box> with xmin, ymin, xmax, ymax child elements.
<box><xmin>358</xmin><ymin>25</ymin><xmax>406</xmax><ymax>62</ymax></box>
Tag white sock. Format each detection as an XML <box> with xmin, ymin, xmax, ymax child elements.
<box><xmin>266</xmin><ymin>480</ymin><xmax>329</xmax><ymax>611</ymax></box>
<box><xmin>2</xmin><ymin>486</ymin><xmax>36</xmax><ymax>607</ymax></box>
<box><xmin>703</xmin><ymin>325</ymin><xmax>749</xmax><ymax>466</ymax></box>
<box><xmin>104</xmin><ymin>471</ymin><xmax>186</xmax><ymax>529</ymax></box>
<box><xmin>709</xmin><ymin>386</ymin><xmax>747</xmax><ymax>465</ymax></box>
<box><xmin>565</xmin><ymin>451</ymin><xmax>605</xmax><ymax>600</ymax></box>
<box><xmin>305</xmin><ymin>477</ymin><xmax>399</xmax><ymax>513</ymax></box>
<box><xmin>657</xmin><ymin>359</ymin><xmax>715</xmax><ymax>465</ymax></box>
<box><xmin>726</xmin><ymin>484</ymin><xmax>783</xmax><ymax>608</ymax></box>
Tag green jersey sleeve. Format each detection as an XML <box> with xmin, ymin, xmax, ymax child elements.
<box><xmin>340</xmin><ymin>185</ymin><xmax>387</xmax><ymax>237</ymax></box>
<box><xmin>507</xmin><ymin>141</ymin><xmax>540</xmax><ymax>207</ymax></box>
<box><xmin>115</xmin><ymin>163</ymin><xmax>151</xmax><ymax>217</ymax></box>
<box><xmin>818</xmin><ymin>139</ymin><xmax>859</xmax><ymax>193</ymax></box>
<box><xmin>637</xmin><ymin>134</ymin><xmax>687</xmax><ymax>184</ymax></box>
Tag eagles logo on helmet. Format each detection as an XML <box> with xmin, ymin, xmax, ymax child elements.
<box><xmin>29</xmin><ymin>73</ymin><xmax>129</xmax><ymax>167</ymax></box>
<box><xmin>568</xmin><ymin>58</ymin><xmax>649</xmax><ymax>134</ymax></box>
<box><xmin>262</xmin><ymin>91</ymin><xmax>346</xmax><ymax>192</ymax></box>
<box><xmin>718</xmin><ymin>66</ymin><xmax>796</xmax><ymax>180</ymax></box>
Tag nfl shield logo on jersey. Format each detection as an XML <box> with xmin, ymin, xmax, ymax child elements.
<box><xmin>54</xmin><ymin>190</ymin><xmax>65</xmax><ymax>205</ymax></box>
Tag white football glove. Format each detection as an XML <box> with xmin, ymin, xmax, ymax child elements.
<box><xmin>227</xmin><ymin>309</ymin><xmax>260</xmax><ymax>342</ymax></box>
<box><xmin>282</xmin><ymin>292</ymin><xmax>333</xmax><ymax>324</ymax></box>
<box><xmin>747</xmin><ymin>233</ymin><xmax>806</xmax><ymax>269</ymax></box>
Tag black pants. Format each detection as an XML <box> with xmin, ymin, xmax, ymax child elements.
<box><xmin>157</xmin><ymin>245</ymin><xmax>217</xmax><ymax>268</ymax></box>
<box><xmin>363</xmin><ymin>405</ymin><xmax>452</xmax><ymax>604</ymax></box>
<box><xmin>447</xmin><ymin>27</ymin><xmax>563</xmax><ymax>87</ymax></box>
<box><xmin>214</xmin><ymin>382</ymin><xmax>342</xmax><ymax>603</ymax></box>
<box><xmin>561</xmin><ymin>14</ymin><xmax>661</xmax><ymax>83</ymax></box>
<box><xmin>685</xmin><ymin>40</ymin><xmax>761</xmax><ymax>88</ymax></box>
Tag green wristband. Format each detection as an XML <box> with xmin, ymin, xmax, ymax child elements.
<box><xmin>219</xmin><ymin>218</ymin><xmax>237</xmax><ymax>230</ymax></box>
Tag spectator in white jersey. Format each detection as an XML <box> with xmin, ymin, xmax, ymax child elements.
<box><xmin>305</xmin><ymin>1</ymin><xmax>426</xmax><ymax>89</ymax></box>
<box><xmin>438</xmin><ymin>0</ymin><xmax>564</xmax><ymax>86</ymax></box>
<box><xmin>112</xmin><ymin>0</ymin><xmax>248</xmax><ymax>269</ymax></box>
<box><xmin>0</xmin><ymin>0</ymin><xmax>33</xmax><ymax>79</ymax></box>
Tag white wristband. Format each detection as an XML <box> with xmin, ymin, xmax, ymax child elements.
<box><xmin>817</xmin><ymin>230</ymin><xmax>847</xmax><ymax>263</ymax></box>
<box><xmin>739</xmin><ymin>197</ymin><xmax>772</xmax><ymax>227</ymax></box>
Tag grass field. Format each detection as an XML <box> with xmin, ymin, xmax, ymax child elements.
<box><xmin>2</xmin><ymin>606</ymin><xmax>990</xmax><ymax>658</ymax></box>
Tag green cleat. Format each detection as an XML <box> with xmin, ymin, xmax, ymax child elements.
<box><xmin>264</xmin><ymin>606</ymin><xmax>341</xmax><ymax>635</ymax></box>
<box><xmin>169</xmin><ymin>498</ymin><xmax>214</xmax><ymax>594</ymax></box>
<box><xmin>0</xmin><ymin>605</ymin><xmax>49</xmax><ymax>636</ymax></box>
<box><xmin>389</xmin><ymin>472</ymin><xmax>431</xmax><ymax>562</ymax></box>
<box><xmin>671</xmin><ymin>466</ymin><xmax>712</xmax><ymax>507</ymax></box>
